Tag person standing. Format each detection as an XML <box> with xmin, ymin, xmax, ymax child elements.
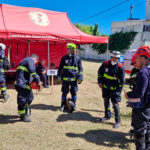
<box><xmin>57</xmin><ymin>43</ymin><xmax>83</xmax><ymax>112</ymax></box>
<box><xmin>0</xmin><ymin>43</ymin><xmax>10</xmax><ymax>103</ymax></box>
<box><xmin>15</xmin><ymin>54</ymin><xmax>43</xmax><ymax>122</ymax></box>
<box><xmin>36</xmin><ymin>59</ymin><xmax>48</xmax><ymax>88</ymax></box>
<box><xmin>125</xmin><ymin>46</ymin><xmax>150</xmax><ymax>150</ymax></box>
<box><xmin>98</xmin><ymin>51</ymin><xmax>125</xmax><ymax>128</ymax></box>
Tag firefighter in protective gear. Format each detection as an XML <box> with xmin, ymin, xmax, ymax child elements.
<box><xmin>57</xmin><ymin>43</ymin><xmax>83</xmax><ymax>112</ymax></box>
<box><xmin>98</xmin><ymin>51</ymin><xmax>125</xmax><ymax>128</ymax></box>
<box><xmin>15</xmin><ymin>54</ymin><xmax>43</xmax><ymax>122</ymax></box>
<box><xmin>0</xmin><ymin>43</ymin><xmax>10</xmax><ymax>103</ymax></box>
<box><xmin>125</xmin><ymin>46</ymin><xmax>150</xmax><ymax>150</ymax></box>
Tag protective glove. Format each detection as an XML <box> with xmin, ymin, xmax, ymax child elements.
<box><xmin>77</xmin><ymin>79</ymin><xmax>82</xmax><ymax>84</ymax></box>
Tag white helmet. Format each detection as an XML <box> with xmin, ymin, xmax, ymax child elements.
<box><xmin>111</xmin><ymin>51</ymin><xmax>120</xmax><ymax>58</ymax></box>
<box><xmin>0</xmin><ymin>43</ymin><xmax>6</xmax><ymax>50</ymax></box>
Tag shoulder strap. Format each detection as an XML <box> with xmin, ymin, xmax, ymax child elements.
<box><xmin>104</xmin><ymin>60</ymin><xmax>110</xmax><ymax>67</ymax></box>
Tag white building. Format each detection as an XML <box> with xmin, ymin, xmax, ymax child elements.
<box><xmin>111</xmin><ymin>0</ymin><xmax>150</xmax><ymax>50</ymax></box>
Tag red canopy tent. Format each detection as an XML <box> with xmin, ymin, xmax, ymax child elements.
<box><xmin>0</xmin><ymin>4</ymin><xmax>109</xmax><ymax>68</ymax></box>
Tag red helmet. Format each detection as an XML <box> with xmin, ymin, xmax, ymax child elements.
<box><xmin>135</xmin><ymin>46</ymin><xmax>150</xmax><ymax>59</ymax></box>
<box><xmin>131</xmin><ymin>53</ymin><xmax>137</xmax><ymax>66</ymax></box>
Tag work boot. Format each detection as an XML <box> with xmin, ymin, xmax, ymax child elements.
<box><xmin>0</xmin><ymin>94</ymin><xmax>9</xmax><ymax>103</ymax></box>
<box><xmin>100</xmin><ymin>117</ymin><xmax>111</xmax><ymax>122</ymax></box>
<box><xmin>25</xmin><ymin>105</ymin><xmax>31</xmax><ymax>117</ymax></box>
<box><xmin>113</xmin><ymin>122</ymin><xmax>120</xmax><ymax>128</ymax></box>
<box><xmin>20</xmin><ymin>115</ymin><xmax>31</xmax><ymax>122</ymax></box>
<box><xmin>73</xmin><ymin>103</ymin><xmax>77</xmax><ymax>111</ymax></box>
<box><xmin>60</xmin><ymin>101</ymin><xmax>66</xmax><ymax>111</ymax></box>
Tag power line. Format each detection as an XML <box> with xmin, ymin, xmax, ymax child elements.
<box><xmin>76</xmin><ymin>0</ymin><xmax>130</xmax><ymax>23</ymax></box>
<box><xmin>97</xmin><ymin>0</ymin><xmax>145</xmax><ymax>22</ymax></box>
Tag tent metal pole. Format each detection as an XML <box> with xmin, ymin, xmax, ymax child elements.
<box><xmin>8</xmin><ymin>44</ymin><xmax>11</xmax><ymax>67</ymax></box>
<box><xmin>48</xmin><ymin>41</ymin><xmax>50</xmax><ymax>86</ymax></box>
<box><xmin>28</xmin><ymin>41</ymin><xmax>30</xmax><ymax>56</ymax></box>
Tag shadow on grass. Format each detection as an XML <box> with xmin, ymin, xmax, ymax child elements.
<box><xmin>57</xmin><ymin>111</ymin><xmax>100</xmax><ymax>123</ymax></box>
<box><xmin>31</xmin><ymin>104</ymin><xmax>60</xmax><ymax>111</ymax></box>
<box><xmin>81</xmin><ymin>109</ymin><xmax>132</xmax><ymax>119</ymax></box>
<box><xmin>0</xmin><ymin>114</ymin><xmax>20</xmax><ymax>124</ymax></box>
<box><xmin>66</xmin><ymin>129</ymin><xmax>130</xmax><ymax>149</ymax></box>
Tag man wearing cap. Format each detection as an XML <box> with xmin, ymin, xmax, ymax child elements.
<box><xmin>0</xmin><ymin>43</ymin><xmax>10</xmax><ymax>103</ymax></box>
<box><xmin>15</xmin><ymin>54</ymin><xmax>43</xmax><ymax>122</ymax></box>
<box><xmin>57</xmin><ymin>43</ymin><xmax>83</xmax><ymax>112</ymax></box>
<box><xmin>98</xmin><ymin>51</ymin><xmax>125</xmax><ymax>128</ymax></box>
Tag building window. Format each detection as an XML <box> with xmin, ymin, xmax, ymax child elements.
<box><xmin>143</xmin><ymin>25</ymin><xmax>150</xmax><ymax>32</ymax></box>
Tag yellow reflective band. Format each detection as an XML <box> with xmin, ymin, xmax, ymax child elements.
<box><xmin>111</xmin><ymin>86</ymin><xmax>116</xmax><ymax>90</ymax></box>
<box><xmin>0</xmin><ymin>59</ymin><xmax>3</xmax><ymax>63</ymax></box>
<box><xmin>17</xmin><ymin>66</ymin><xmax>29</xmax><ymax>73</ymax></box>
<box><xmin>103</xmin><ymin>84</ymin><xmax>107</xmax><ymax>88</ymax></box>
<box><xmin>79</xmin><ymin>72</ymin><xmax>83</xmax><ymax>75</ymax></box>
<box><xmin>103</xmin><ymin>73</ymin><xmax>117</xmax><ymax>80</ymax></box>
<box><xmin>1</xmin><ymin>87</ymin><xmax>6</xmax><ymax>91</ymax></box>
<box><xmin>63</xmin><ymin>66</ymin><xmax>78</xmax><ymax>70</ymax></box>
<box><xmin>18</xmin><ymin>109</ymin><xmax>25</xmax><ymax>115</ymax></box>
<box><xmin>1</xmin><ymin>69</ymin><xmax>4</xmax><ymax>72</ymax></box>
<box><xmin>30</xmin><ymin>73</ymin><xmax>36</xmax><ymax>76</ymax></box>
<box><xmin>63</xmin><ymin>77</ymin><xmax>76</xmax><ymax>81</ymax></box>
<box><xmin>14</xmin><ymin>81</ymin><xmax>16</xmax><ymax>85</ymax></box>
<box><xmin>26</xmin><ymin>85</ymin><xmax>31</xmax><ymax>90</ymax></box>
<box><xmin>119</xmin><ymin>85</ymin><xmax>123</xmax><ymax>88</ymax></box>
<box><xmin>98</xmin><ymin>74</ymin><xmax>101</xmax><ymax>77</ymax></box>
<box><xmin>108</xmin><ymin>107</ymin><xmax>111</xmax><ymax>111</ymax></box>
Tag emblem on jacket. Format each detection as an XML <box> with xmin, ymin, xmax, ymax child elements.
<box><xmin>29</xmin><ymin>12</ymin><xmax>49</xmax><ymax>27</ymax></box>
<box><xmin>105</xmin><ymin>68</ymin><xmax>108</xmax><ymax>72</ymax></box>
<box><xmin>65</xmin><ymin>60</ymin><xmax>68</xmax><ymax>64</ymax></box>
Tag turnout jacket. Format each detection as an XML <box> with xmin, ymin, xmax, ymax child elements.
<box><xmin>15</xmin><ymin>57</ymin><xmax>40</xmax><ymax>90</ymax></box>
<box><xmin>58</xmin><ymin>54</ymin><xmax>83</xmax><ymax>82</ymax></box>
<box><xmin>98</xmin><ymin>60</ymin><xmax>125</xmax><ymax>92</ymax></box>
<box><xmin>127</xmin><ymin>66</ymin><xmax>150</xmax><ymax>108</ymax></box>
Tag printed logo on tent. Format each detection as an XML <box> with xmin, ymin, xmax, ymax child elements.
<box><xmin>29</xmin><ymin>12</ymin><xmax>49</xmax><ymax>27</ymax></box>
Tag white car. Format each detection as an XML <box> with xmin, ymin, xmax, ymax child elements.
<box><xmin>123</xmin><ymin>49</ymin><xmax>137</xmax><ymax>74</ymax></box>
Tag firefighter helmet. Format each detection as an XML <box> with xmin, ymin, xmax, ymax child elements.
<box><xmin>135</xmin><ymin>46</ymin><xmax>150</xmax><ymax>59</ymax></box>
<box><xmin>66</xmin><ymin>43</ymin><xmax>76</xmax><ymax>52</ymax></box>
<box><xmin>111</xmin><ymin>51</ymin><xmax>120</xmax><ymax>58</ymax></box>
<box><xmin>0</xmin><ymin>43</ymin><xmax>6</xmax><ymax>50</ymax></box>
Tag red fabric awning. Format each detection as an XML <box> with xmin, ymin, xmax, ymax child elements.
<box><xmin>0</xmin><ymin>4</ymin><xmax>109</xmax><ymax>44</ymax></box>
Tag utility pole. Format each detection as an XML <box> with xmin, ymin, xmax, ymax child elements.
<box><xmin>129</xmin><ymin>5</ymin><xmax>134</xmax><ymax>19</ymax></box>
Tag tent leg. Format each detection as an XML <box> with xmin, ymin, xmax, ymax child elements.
<box><xmin>48</xmin><ymin>41</ymin><xmax>50</xmax><ymax>87</ymax></box>
<box><xmin>28</xmin><ymin>41</ymin><xmax>30</xmax><ymax>56</ymax></box>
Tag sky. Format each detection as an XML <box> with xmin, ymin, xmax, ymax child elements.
<box><xmin>0</xmin><ymin>0</ymin><xmax>146</xmax><ymax>35</ymax></box>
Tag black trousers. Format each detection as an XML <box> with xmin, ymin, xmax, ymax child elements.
<box><xmin>132</xmin><ymin>108</ymin><xmax>150</xmax><ymax>150</ymax></box>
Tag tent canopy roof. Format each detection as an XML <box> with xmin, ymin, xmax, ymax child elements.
<box><xmin>0</xmin><ymin>4</ymin><xmax>108</xmax><ymax>44</ymax></box>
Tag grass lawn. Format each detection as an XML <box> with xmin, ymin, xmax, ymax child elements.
<box><xmin>0</xmin><ymin>60</ymin><xmax>135</xmax><ymax>150</ymax></box>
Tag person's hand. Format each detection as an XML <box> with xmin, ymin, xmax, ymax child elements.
<box><xmin>38</xmin><ymin>82</ymin><xmax>43</xmax><ymax>91</ymax></box>
<box><xmin>98</xmin><ymin>83</ymin><xmax>102</xmax><ymax>89</ymax></box>
<box><xmin>124</xmin><ymin>90</ymin><xmax>128</xmax><ymax>99</ymax></box>
<box><xmin>77</xmin><ymin>79</ymin><xmax>82</xmax><ymax>84</ymax></box>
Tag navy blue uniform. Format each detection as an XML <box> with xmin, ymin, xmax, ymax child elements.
<box><xmin>15</xmin><ymin>57</ymin><xmax>40</xmax><ymax>116</ymax></box>
<box><xmin>98</xmin><ymin>60</ymin><xmax>125</xmax><ymax>123</ymax></box>
<box><xmin>58</xmin><ymin>54</ymin><xmax>83</xmax><ymax>103</ymax></box>
<box><xmin>127</xmin><ymin>66</ymin><xmax>150</xmax><ymax>150</ymax></box>
<box><xmin>36</xmin><ymin>62</ymin><xmax>47</xmax><ymax>87</ymax></box>
<box><xmin>0</xmin><ymin>50</ymin><xmax>10</xmax><ymax>97</ymax></box>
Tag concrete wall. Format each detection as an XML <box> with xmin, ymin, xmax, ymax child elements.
<box><xmin>78</xmin><ymin>44</ymin><xmax>110</xmax><ymax>61</ymax></box>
